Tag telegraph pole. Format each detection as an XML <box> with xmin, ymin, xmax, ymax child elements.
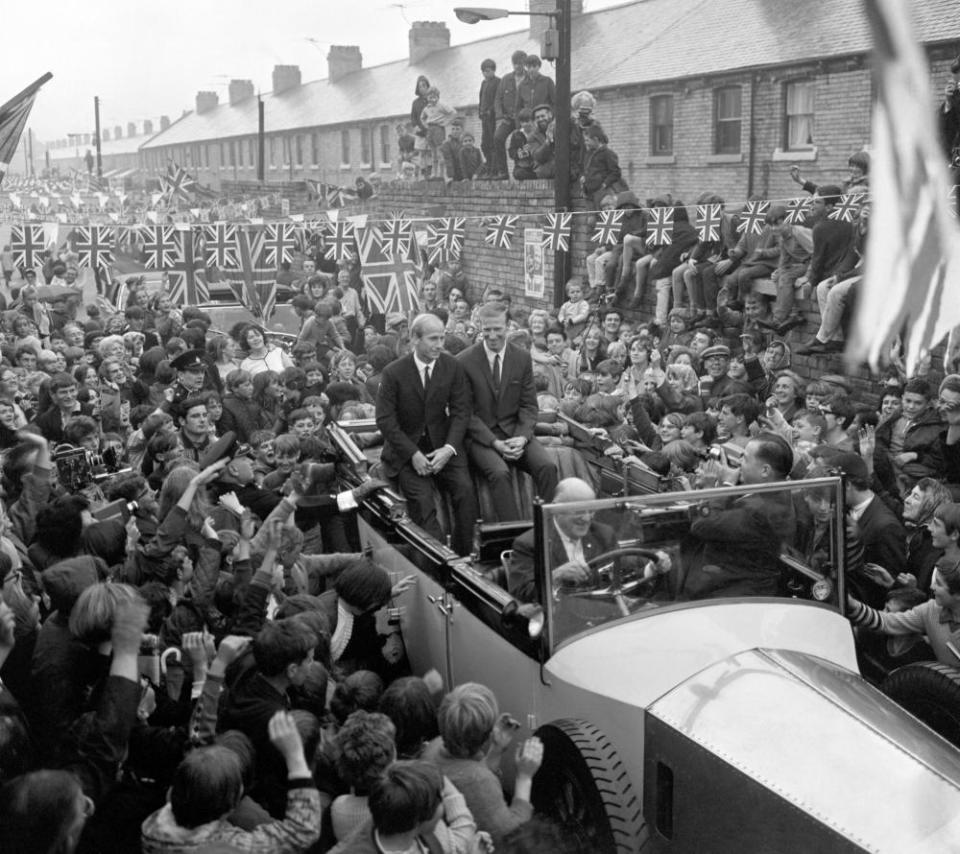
<box><xmin>94</xmin><ymin>96</ymin><xmax>103</xmax><ymax>177</ymax></box>
<box><xmin>257</xmin><ymin>95</ymin><xmax>265</xmax><ymax>184</ymax></box>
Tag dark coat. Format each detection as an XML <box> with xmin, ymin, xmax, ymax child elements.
<box><xmin>509</xmin><ymin>520</ymin><xmax>617</xmax><ymax>603</ymax></box>
<box><xmin>220</xmin><ymin>393</ymin><xmax>273</xmax><ymax>443</ymax></box>
<box><xmin>875</xmin><ymin>407</ymin><xmax>946</xmax><ymax>482</ymax></box>
<box><xmin>458</xmin><ymin>342</ymin><xmax>538</xmax><ymax>446</ymax></box>
<box><xmin>681</xmin><ymin>491</ymin><xmax>797</xmax><ymax>599</ymax></box>
<box><xmin>375</xmin><ymin>352</ymin><xmax>471</xmax><ymax>478</ymax></box>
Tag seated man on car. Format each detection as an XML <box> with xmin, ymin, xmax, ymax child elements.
<box><xmin>508</xmin><ymin>477</ymin><xmax>670</xmax><ymax>603</ymax></box>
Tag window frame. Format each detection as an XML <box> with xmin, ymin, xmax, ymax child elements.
<box><xmin>649</xmin><ymin>94</ymin><xmax>674</xmax><ymax>157</ymax></box>
<box><xmin>713</xmin><ymin>85</ymin><xmax>742</xmax><ymax>155</ymax></box>
<box><xmin>341</xmin><ymin>129</ymin><xmax>351</xmax><ymax>167</ymax></box>
<box><xmin>782</xmin><ymin>79</ymin><xmax>816</xmax><ymax>151</ymax></box>
<box><xmin>360</xmin><ymin>126</ymin><xmax>372</xmax><ymax>167</ymax></box>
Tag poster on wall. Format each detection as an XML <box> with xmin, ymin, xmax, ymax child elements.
<box><xmin>524</xmin><ymin>227</ymin><xmax>544</xmax><ymax>300</ymax></box>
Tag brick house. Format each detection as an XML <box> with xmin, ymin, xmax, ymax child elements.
<box><xmin>135</xmin><ymin>0</ymin><xmax>958</xmax><ymax>204</ymax></box>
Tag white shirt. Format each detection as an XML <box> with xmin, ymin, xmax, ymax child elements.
<box><xmin>553</xmin><ymin>519</ymin><xmax>585</xmax><ymax>564</ymax></box>
<box><xmin>484</xmin><ymin>343</ymin><xmax>505</xmax><ymax>378</ymax></box>
<box><xmin>412</xmin><ymin>353</ymin><xmax>435</xmax><ymax>388</ymax></box>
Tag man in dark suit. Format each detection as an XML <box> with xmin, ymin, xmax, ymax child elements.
<box><xmin>509</xmin><ymin>477</ymin><xmax>670</xmax><ymax>603</ymax></box>
<box><xmin>376</xmin><ymin>313</ymin><xmax>477</xmax><ymax>555</ymax></box>
<box><xmin>458</xmin><ymin>303</ymin><xmax>558</xmax><ymax>521</ymax></box>
<box><xmin>31</xmin><ymin>372</ymin><xmax>81</xmax><ymax>444</ymax></box>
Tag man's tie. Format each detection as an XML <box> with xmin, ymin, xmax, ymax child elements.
<box><xmin>492</xmin><ymin>353</ymin><xmax>501</xmax><ymax>390</ymax></box>
<box><xmin>423</xmin><ymin>364</ymin><xmax>431</xmax><ymax>394</ymax></box>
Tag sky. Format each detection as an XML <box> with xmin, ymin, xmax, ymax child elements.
<box><xmin>8</xmin><ymin>0</ymin><xmax>621</xmax><ymax>145</ymax></box>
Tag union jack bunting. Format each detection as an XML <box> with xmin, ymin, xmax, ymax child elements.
<box><xmin>323</xmin><ymin>221</ymin><xmax>356</xmax><ymax>261</ymax></box>
<box><xmin>225</xmin><ymin>225</ymin><xmax>277</xmax><ymax>320</ymax></box>
<box><xmin>75</xmin><ymin>225</ymin><xmax>116</xmax><ymax>271</ymax></box>
<box><xmin>163</xmin><ymin>162</ymin><xmax>196</xmax><ymax>202</ymax></box>
<box><xmin>167</xmin><ymin>226</ymin><xmax>209</xmax><ymax>307</ymax></box>
<box><xmin>645</xmin><ymin>208</ymin><xmax>674</xmax><ymax>246</ymax></box>
<box><xmin>483</xmin><ymin>215</ymin><xmax>519</xmax><ymax>250</ymax></box>
<box><xmin>590</xmin><ymin>211</ymin><xmax>623</xmax><ymax>246</ymax></box>
<box><xmin>140</xmin><ymin>225</ymin><xmax>179</xmax><ymax>270</ymax></box>
<box><xmin>828</xmin><ymin>193</ymin><xmax>866</xmax><ymax>223</ymax></box>
<box><xmin>784</xmin><ymin>197</ymin><xmax>813</xmax><ymax>225</ymax></box>
<box><xmin>262</xmin><ymin>222</ymin><xmax>298</xmax><ymax>267</ymax></box>
<box><xmin>426</xmin><ymin>217</ymin><xmax>465</xmax><ymax>262</ymax></box>
<box><xmin>10</xmin><ymin>223</ymin><xmax>44</xmax><ymax>269</ymax></box>
<box><xmin>694</xmin><ymin>204</ymin><xmax>724</xmax><ymax>242</ymax></box>
<box><xmin>737</xmin><ymin>200</ymin><xmax>770</xmax><ymax>236</ymax></box>
<box><xmin>325</xmin><ymin>184</ymin><xmax>348</xmax><ymax>209</ymax></box>
<box><xmin>202</xmin><ymin>222</ymin><xmax>240</xmax><ymax>269</ymax></box>
<box><xmin>849</xmin><ymin>0</ymin><xmax>960</xmax><ymax>373</ymax></box>
<box><xmin>377</xmin><ymin>218</ymin><xmax>412</xmax><ymax>259</ymax></box>
<box><xmin>357</xmin><ymin>225</ymin><xmax>420</xmax><ymax>316</ymax></box>
<box><xmin>541</xmin><ymin>213</ymin><xmax>573</xmax><ymax>253</ymax></box>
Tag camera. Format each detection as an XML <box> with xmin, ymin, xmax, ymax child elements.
<box><xmin>53</xmin><ymin>444</ymin><xmax>131</xmax><ymax>492</ymax></box>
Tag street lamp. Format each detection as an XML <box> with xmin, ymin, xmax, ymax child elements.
<box><xmin>455</xmin><ymin>2</ymin><xmax>572</xmax><ymax>307</ymax></box>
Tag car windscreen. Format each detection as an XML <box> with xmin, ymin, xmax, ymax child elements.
<box><xmin>533</xmin><ymin>478</ymin><xmax>845</xmax><ymax>648</ymax></box>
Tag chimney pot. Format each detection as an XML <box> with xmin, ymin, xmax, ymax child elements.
<box><xmin>408</xmin><ymin>21</ymin><xmax>450</xmax><ymax>65</ymax></box>
<box><xmin>229</xmin><ymin>79</ymin><xmax>255</xmax><ymax>106</ymax></box>
<box><xmin>196</xmin><ymin>91</ymin><xmax>219</xmax><ymax>113</ymax></box>
<box><xmin>143</xmin><ymin>119</ymin><xmax>154</xmax><ymax>135</ymax></box>
<box><xmin>327</xmin><ymin>45</ymin><xmax>362</xmax><ymax>82</ymax></box>
<box><xmin>159</xmin><ymin>115</ymin><xmax>170</xmax><ymax>131</ymax></box>
<box><xmin>127</xmin><ymin>121</ymin><xmax>137</xmax><ymax>138</ymax></box>
<box><xmin>271</xmin><ymin>65</ymin><xmax>301</xmax><ymax>94</ymax></box>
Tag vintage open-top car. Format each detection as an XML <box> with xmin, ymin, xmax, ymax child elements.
<box><xmin>328</xmin><ymin>421</ymin><xmax>960</xmax><ymax>853</ymax></box>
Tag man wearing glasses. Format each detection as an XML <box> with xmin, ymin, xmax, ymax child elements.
<box><xmin>937</xmin><ymin>374</ymin><xmax>960</xmax><ymax>486</ymax></box>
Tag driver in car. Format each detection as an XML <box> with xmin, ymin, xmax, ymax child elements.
<box><xmin>508</xmin><ymin>477</ymin><xmax>670</xmax><ymax>603</ymax></box>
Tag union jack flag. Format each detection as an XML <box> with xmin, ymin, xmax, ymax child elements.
<box><xmin>590</xmin><ymin>211</ymin><xmax>623</xmax><ymax>246</ymax></box>
<box><xmin>377</xmin><ymin>218</ymin><xmax>412</xmax><ymax>259</ymax></box>
<box><xmin>848</xmin><ymin>0</ymin><xmax>960</xmax><ymax>374</ymax></box>
<box><xmin>75</xmin><ymin>225</ymin><xmax>116</xmax><ymax>272</ymax></box>
<box><xmin>694</xmin><ymin>204</ymin><xmax>724</xmax><ymax>242</ymax></box>
<box><xmin>262</xmin><ymin>222</ymin><xmax>298</xmax><ymax>267</ymax></box>
<box><xmin>202</xmin><ymin>222</ymin><xmax>240</xmax><ymax>269</ymax></box>
<box><xmin>225</xmin><ymin>225</ymin><xmax>277</xmax><ymax>320</ymax></box>
<box><xmin>323</xmin><ymin>221</ymin><xmax>356</xmax><ymax>261</ymax></box>
<box><xmin>784</xmin><ymin>197</ymin><xmax>813</xmax><ymax>225</ymax></box>
<box><xmin>324</xmin><ymin>184</ymin><xmax>348</xmax><ymax>209</ymax></box>
<box><xmin>483</xmin><ymin>215</ymin><xmax>519</xmax><ymax>250</ymax></box>
<box><xmin>357</xmin><ymin>225</ymin><xmax>420</xmax><ymax>316</ymax></box>
<box><xmin>645</xmin><ymin>208</ymin><xmax>674</xmax><ymax>246</ymax></box>
<box><xmin>426</xmin><ymin>217</ymin><xmax>465</xmax><ymax>263</ymax></box>
<box><xmin>0</xmin><ymin>73</ymin><xmax>51</xmax><ymax>186</ymax></box>
<box><xmin>541</xmin><ymin>213</ymin><xmax>572</xmax><ymax>253</ymax></box>
<box><xmin>140</xmin><ymin>225</ymin><xmax>179</xmax><ymax>269</ymax></box>
<box><xmin>737</xmin><ymin>201</ymin><xmax>770</xmax><ymax>236</ymax></box>
<box><xmin>167</xmin><ymin>226</ymin><xmax>209</xmax><ymax>307</ymax></box>
<box><xmin>163</xmin><ymin>162</ymin><xmax>196</xmax><ymax>202</ymax></box>
<box><xmin>10</xmin><ymin>223</ymin><xmax>44</xmax><ymax>269</ymax></box>
<box><xmin>828</xmin><ymin>193</ymin><xmax>867</xmax><ymax>223</ymax></box>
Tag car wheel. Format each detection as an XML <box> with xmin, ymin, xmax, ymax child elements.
<box><xmin>533</xmin><ymin>718</ymin><xmax>649</xmax><ymax>854</ymax></box>
<box><xmin>882</xmin><ymin>661</ymin><xmax>960</xmax><ymax>747</ymax></box>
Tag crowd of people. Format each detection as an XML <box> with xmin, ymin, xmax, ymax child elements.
<box><xmin>2</xmin><ymin>62</ymin><xmax>960</xmax><ymax>852</ymax></box>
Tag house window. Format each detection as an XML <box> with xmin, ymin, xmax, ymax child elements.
<box><xmin>229</xmin><ymin>140</ymin><xmax>236</xmax><ymax>167</ymax></box>
<box><xmin>360</xmin><ymin>127</ymin><xmax>372</xmax><ymax>165</ymax></box>
<box><xmin>270</xmin><ymin>137</ymin><xmax>278</xmax><ymax>167</ymax></box>
<box><xmin>249</xmin><ymin>138</ymin><xmax>256</xmax><ymax>168</ymax></box>
<box><xmin>184</xmin><ymin>146</ymin><xmax>192</xmax><ymax>168</ymax></box>
<box><xmin>341</xmin><ymin>129</ymin><xmax>350</xmax><ymax>165</ymax></box>
<box><xmin>282</xmin><ymin>136</ymin><xmax>291</xmax><ymax>166</ymax></box>
<box><xmin>203</xmin><ymin>145</ymin><xmax>210</xmax><ymax>168</ymax></box>
<box><xmin>380</xmin><ymin>125</ymin><xmax>391</xmax><ymax>164</ymax></box>
<box><xmin>311</xmin><ymin>133</ymin><xmax>320</xmax><ymax>165</ymax></box>
<box><xmin>220</xmin><ymin>142</ymin><xmax>227</xmax><ymax>167</ymax></box>
<box><xmin>237</xmin><ymin>139</ymin><xmax>244</xmax><ymax>167</ymax></box>
<box><xmin>649</xmin><ymin>95</ymin><xmax>673</xmax><ymax>156</ymax></box>
<box><xmin>295</xmin><ymin>135</ymin><xmax>304</xmax><ymax>166</ymax></box>
<box><xmin>784</xmin><ymin>80</ymin><xmax>815</xmax><ymax>149</ymax></box>
<box><xmin>713</xmin><ymin>86</ymin><xmax>742</xmax><ymax>155</ymax></box>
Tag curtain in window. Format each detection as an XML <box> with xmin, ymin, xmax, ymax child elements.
<box><xmin>787</xmin><ymin>83</ymin><xmax>815</xmax><ymax>147</ymax></box>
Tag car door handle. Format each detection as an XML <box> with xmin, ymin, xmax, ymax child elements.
<box><xmin>428</xmin><ymin>594</ymin><xmax>454</xmax><ymax>618</ymax></box>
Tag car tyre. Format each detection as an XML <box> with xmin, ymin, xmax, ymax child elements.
<box><xmin>882</xmin><ymin>661</ymin><xmax>960</xmax><ymax>747</ymax></box>
<box><xmin>533</xmin><ymin>718</ymin><xmax>650</xmax><ymax>854</ymax></box>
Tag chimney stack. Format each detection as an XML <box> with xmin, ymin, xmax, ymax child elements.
<box><xmin>327</xmin><ymin>45</ymin><xmax>362</xmax><ymax>82</ymax></box>
<box><xmin>127</xmin><ymin>121</ymin><xmax>137</xmax><ymax>138</ymax></box>
<box><xmin>114</xmin><ymin>125</ymin><xmax>123</xmax><ymax>139</ymax></box>
<box><xmin>409</xmin><ymin>21</ymin><xmax>450</xmax><ymax>64</ymax></box>
<box><xmin>102</xmin><ymin>129</ymin><xmax>110</xmax><ymax>141</ymax></box>
<box><xmin>143</xmin><ymin>119</ymin><xmax>154</xmax><ymax>135</ymax></box>
<box><xmin>229</xmin><ymin>79</ymin><xmax>255</xmax><ymax>105</ymax></box>
<box><xmin>159</xmin><ymin>115</ymin><xmax>170</xmax><ymax>131</ymax></box>
<box><xmin>271</xmin><ymin>65</ymin><xmax>301</xmax><ymax>94</ymax></box>
<box><xmin>196</xmin><ymin>91</ymin><xmax>219</xmax><ymax>114</ymax></box>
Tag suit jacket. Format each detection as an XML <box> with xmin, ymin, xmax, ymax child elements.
<box><xmin>509</xmin><ymin>520</ymin><xmax>617</xmax><ymax>603</ymax></box>
<box><xmin>375</xmin><ymin>352</ymin><xmax>471</xmax><ymax>478</ymax></box>
<box><xmin>458</xmin><ymin>342</ymin><xmax>538</xmax><ymax>447</ymax></box>
<box><xmin>857</xmin><ymin>495</ymin><xmax>907</xmax><ymax>574</ymax></box>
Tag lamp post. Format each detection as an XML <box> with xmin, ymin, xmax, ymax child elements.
<box><xmin>455</xmin><ymin>1</ymin><xmax>572</xmax><ymax>308</ymax></box>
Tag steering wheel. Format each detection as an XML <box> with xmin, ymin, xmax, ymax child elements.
<box><xmin>562</xmin><ymin>547</ymin><xmax>664</xmax><ymax>601</ymax></box>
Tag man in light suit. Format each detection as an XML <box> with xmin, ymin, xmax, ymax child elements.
<box><xmin>458</xmin><ymin>302</ymin><xmax>558</xmax><ymax>521</ymax></box>
<box><xmin>376</xmin><ymin>313</ymin><xmax>477</xmax><ymax>555</ymax></box>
